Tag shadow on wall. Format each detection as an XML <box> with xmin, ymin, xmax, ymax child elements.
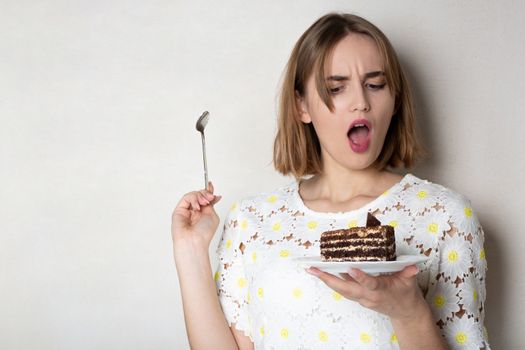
<box><xmin>482</xmin><ymin>221</ymin><xmax>505</xmax><ymax>349</ymax></box>
<box><xmin>398</xmin><ymin>54</ymin><xmax>442</xmax><ymax>179</ymax></box>
<box><xmin>400</xmin><ymin>56</ymin><xmax>505</xmax><ymax>349</ymax></box>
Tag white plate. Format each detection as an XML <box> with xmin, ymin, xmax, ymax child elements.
<box><xmin>293</xmin><ymin>254</ymin><xmax>430</xmax><ymax>275</ymax></box>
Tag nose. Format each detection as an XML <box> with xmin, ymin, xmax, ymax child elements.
<box><xmin>351</xmin><ymin>84</ymin><xmax>370</xmax><ymax>112</ymax></box>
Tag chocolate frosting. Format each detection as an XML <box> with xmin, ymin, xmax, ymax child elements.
<box><xmin>366</xmin><ymin>212</ymin><xmax>381</xmax><ymax>227</ymax></box>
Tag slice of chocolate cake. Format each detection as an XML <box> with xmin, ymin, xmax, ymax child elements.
<box><xmin>320</xmin><ymin>213</ymin><xmax>396</xmax><ymax>262</ymax></box>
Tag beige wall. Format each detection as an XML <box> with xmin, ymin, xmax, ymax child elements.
<box><xmin>1</xmin><ymin>0</ymin><xmax>523</xmax><ymax>349</ymax></box>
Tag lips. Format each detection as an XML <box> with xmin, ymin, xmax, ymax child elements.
<box><xmin>347</xmin><ymin>118</ymin><xmax>372</xmax><ymax>153</ymax></box>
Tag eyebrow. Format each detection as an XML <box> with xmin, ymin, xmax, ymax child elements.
<box><xmin>326</xmin><ymin>71</ymin><xmax>385</xmax><ymax>81</ymax></box>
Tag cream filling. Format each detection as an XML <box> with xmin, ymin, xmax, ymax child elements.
<box><xmin>322</xmin><ymin>243</ymin><xmax>396</xmax><ymax>252</ymax></box>
<box><xmin>321</xmin><ymin>238</ymin><xmax>392</xmax><ymax>244</ymax></box>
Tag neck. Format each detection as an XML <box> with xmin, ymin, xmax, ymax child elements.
<box><xmin>307</xmin><ymin>162</ymin><xmax>386</xmax><ymax>203</ymax></box>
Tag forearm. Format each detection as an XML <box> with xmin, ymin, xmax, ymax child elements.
<box><xmin>175</xmin><ymin>243</ymin><xmax>238</xmax><ymax>350</ymax></box>
<box><xmin>390</xmin><ymin>300</ymin><xmax>448</xmax><ymax>350</ymax></box>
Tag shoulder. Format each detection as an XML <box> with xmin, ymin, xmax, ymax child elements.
<box><xmin>227</xmin><ymin>181</ymin><xmax>299</xmax><ymax>215</ymax></box>
<box><xmin>404</xmin><ymin>174</ymin><xmax>481</xmax><ymax>231</ymax></box>
<box><xmin>404</xmin><ymin>174</ymin><xmax>472</xmax><ymax>205</ymax></box>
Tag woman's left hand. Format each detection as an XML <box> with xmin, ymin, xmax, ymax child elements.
<box><xmin>306</xmin><ymin>265</ymin><xmax>428</xmax><ymax>321</ymax></box>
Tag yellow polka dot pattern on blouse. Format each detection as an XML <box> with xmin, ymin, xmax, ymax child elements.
<box><xmin>332</xmin><ymin>291</ymin><xmax>343</xmax><ymax>301</ymax></box>
<box><xmin>347</xmin><ymin>220</ymin><xmax>358</xmax><ymax>228</ymax></box>
<box><xmin>390</xmin><ymin>332</ymin><xmax>398</xmax><ymax>343</ymax></box>
<box><xmin>448</xmin><ymin>250</ymin><xmax>459</xmax><ymax>262</ymax></box>
<box><xmin>240</xmin><ymin>219</ymin><xmax>248</xmax><ymax>230</ymax></box>
<box><xmin>280</xmin><ymin>328</ymin><xmax>289</xmax><ymax>339</ymax></box>
<box><xmin>417</xmin><ymin>190</ymin><xmax>427</xmax><ymax>199</ymax></box>
<box><xmin>307</xmin><ymin>221</ymin><xmax>317</xmax><ymax>229</ymax></box>
<box><xmin>318</xmin><ymin>331</ymin><xmax>329</xmax><ymax>342</ymax></box>
<box><xmin>428</xmin><ymin>223</ymin><xmax>438</xmax><ymax>233</ymax></box>
<box><xmin>455</xmin><ymin>331</ymin><xmax>468</xmax><ymax>345</ymax></box>
<box><xmin>388</xmin><ymin>220</ymin><xmax>398</xmax><ymax>228</ymax></box>
<box><xmin>292</xmin><ymin>288</ymin><xmax>302</xmax><ymax>299</ymax></box>
<box><xmin>434</xmin><ymin>295</ymin><xmax>446</xmax><ymax>308</ymax></box>
<box><xmin>360</xmin><ymin>332</ymin><xmax>371</xmax><ymax>343</ymax></box>
<box><xmin>237</xmin><ymin>278</ymin><xmax>247</xmax><ymax>288</ymax></box>
<box><xmin>267</xmin><ymin>195</ymin><xmax>278</xmax><ymax>203</ymax></box>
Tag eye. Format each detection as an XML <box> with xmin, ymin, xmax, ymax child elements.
<box><xmin>329</xmin><ymin>86</ymin><xmax>344</xmax><ymax>94</ymax></box>
<box><xmin>366</xmin><ymin>83</ymin><xmax>387</xmax><ymax>91</ymax></box>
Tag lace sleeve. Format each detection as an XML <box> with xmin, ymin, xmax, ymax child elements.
<box><xmin>214</xmin><ymin>202</ymin><xmax>251</xmax><ymax>337</ymax></box>
<box><xmin>426</xmin><ymin>193</ymin><xmax>490</xmax><ymax>349</ymax></box>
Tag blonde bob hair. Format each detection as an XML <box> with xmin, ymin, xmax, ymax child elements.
<box><xmin>273</xmin><ymin>13</ymin><xmax>426</xmax><ymax>178</ymax></box>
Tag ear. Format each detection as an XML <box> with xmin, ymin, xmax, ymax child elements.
<box><xmin>295</xmin><ymin>90</ymin><xmax>312</xmax><ymax>124</ymax></box>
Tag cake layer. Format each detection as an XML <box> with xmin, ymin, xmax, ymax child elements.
<box><xmin>321</xmin><ymin>246</ymin><xmax>396</xmax><ymax>262</ymax></box>
<box><xmin>320</xmin><ymin>226</ymin><xmax>394</xmax><ymax>240</ymax></box>
<box><xmin>321</xmin><ymin>237</ymin><xmax>395</xmax><ymax>248</ymax></box>
<box><xmin>320</xmin><ymin>224</ymin><xmax>396</xmax><ymax>262</ymax></box>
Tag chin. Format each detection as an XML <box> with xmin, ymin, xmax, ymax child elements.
<box><xmin>325</xmin><ymin>148</ymin><xmax>379</xmax><ymax>171</ymax></box>
<box><xmin>345</xmin><ymin>159</ymin><xmax>375</xmax><ymax>171</ymax></box>
<box><xmin>351</xmin><ymin>150</ymin><xmax>383</xmax><ymax>170</ymax></box>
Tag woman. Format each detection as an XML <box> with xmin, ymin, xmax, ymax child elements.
<box><xmin>172</xmin><ymin>13</ymin><xmax>489</xmax><ymax>350</ymax></box>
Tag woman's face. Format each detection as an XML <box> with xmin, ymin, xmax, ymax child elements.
<box><xmin>297</xmin><ymin>33</ymin><xmax>396</xmax><ymax>171</ymax></box>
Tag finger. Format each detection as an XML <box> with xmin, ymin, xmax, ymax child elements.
<box><xmin>175</xmin><ymin>192</ymin><xmax>200</xmax><ymax>211</ymax></box>
<box><xmin>208</xmin><ymin>181</ymin><xmax>215</xmax><ymax>193</ymax></box>
<box><xmin>349</xmin><ymin>268</ymin><xmax>382</xmax><ymax>291</ymax></box>
<box><xmin>199</xmin><ymin>195</ymin><xmax>222</xmax><ymax>216</ymax></box>
<box><xmin>197</xmin><ymin>192</ymin><xmax>210</xmax><ymax>206</ymax></box>
<box><xmin>173</xmin><ymin>192</ymin><xmax>200</xmax><ymax>226</ymax></box>
<box><xmin>200</xmin><ymin>189</ymin><xmax>215</xmax><ymax>201</ymax></box>
<box><xmin>306</xmin><ymin>267</ymin><xmax>362</xmax><ymax>299</ymax></box>
<box><xmin>339</xmin><ymin>272</ymin><xmax>356</xmax><ymax>281</ymax></box>
<box><xmin>189</xmin><ymin>195</ymin><xmax>200</xmax><ymax>211</ymax></box>
<box><xmin>176</xmin><ymin>193</ymin><xmax>192</xmax><ymax>210</ymax></box>
<box><xmin>395</xmin><ymin>265</ymin><xmax>419</xmax><ymax>279</ymax></box>
<box><xmin>210</xmin><ymin>195</ymin><xmax>222</xmax><ymax>205</ymax></box>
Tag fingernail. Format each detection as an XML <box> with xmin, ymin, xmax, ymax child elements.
<box><xmin>348</xmin><ymin>269</ymin><xmax>358</xmax><ymax>279</ymax></box>
<box><xmin>209</xmin><ymin>195</ymin><xmax>222</xmax><ymax>206</ymax></box>
<box><xmin>306</xmin><ymin>267</ymin><xmax>320</xmax><ymax>276</ymax></box>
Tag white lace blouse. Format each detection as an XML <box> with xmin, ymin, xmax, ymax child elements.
<box><xmin>215</xmin><ymin>174</ymin><xmax>490</xmax><ymax>349</ymax></box>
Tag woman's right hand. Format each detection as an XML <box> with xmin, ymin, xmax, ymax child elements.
<box><xmin>171</xmin><ymin>181</ymin><xmax>222</xmax><ymax>256</ymax></box>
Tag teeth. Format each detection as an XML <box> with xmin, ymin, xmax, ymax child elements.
<box><xmin>353</xmin><ymin>123</ymin><xmax>366</xmax><ymax>128</ymax></box>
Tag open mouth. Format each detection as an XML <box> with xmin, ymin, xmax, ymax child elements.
<box><xmin>347</xmin><ymin>120</ymin><xmax>371</xmax><ymax>146</ymax></box>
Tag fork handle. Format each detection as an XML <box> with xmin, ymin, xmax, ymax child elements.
<box><xmin>200</xmin><ymin>132</ymin><xmax>209</xmax><ymax>190</ymax></box>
